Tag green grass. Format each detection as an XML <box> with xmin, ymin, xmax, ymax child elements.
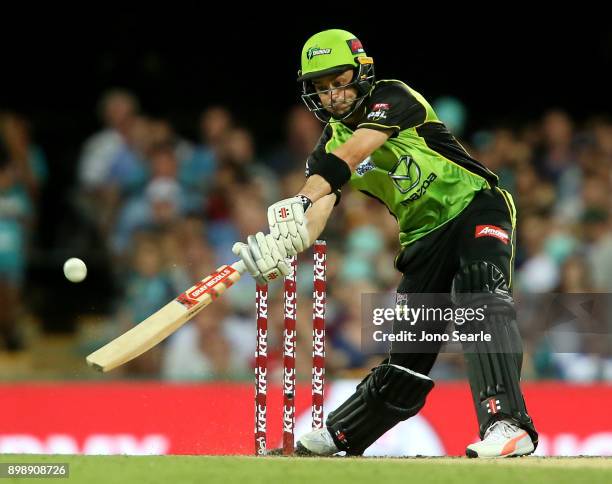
<box><xmin>0</xmin><ymin>455</ymin><xmax>610</xmax><ymax>483</ymax></box>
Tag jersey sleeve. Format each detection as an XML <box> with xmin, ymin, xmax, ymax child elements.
<box><xmin>306</xmin><ymin>124</ymin><xmax>342</xmax><ymax>205</ymax></box>
<box><xmin>357</xmin><ymin>82</ymin><xmax>426</xmax><ymax>137</ymax></box>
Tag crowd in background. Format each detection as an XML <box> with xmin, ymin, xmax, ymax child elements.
<box><xmin>0</xmin><ymin>113</ymin><xmax>47</xmax><ymax>351</ymax></box>
<box><xmin>1</xmin><ymin>88</ymin><xmax>611</xmax><ymax>382</ymax></box>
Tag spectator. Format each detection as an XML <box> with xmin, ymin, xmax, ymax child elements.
<box><xmin>582</xmin><ymin>208</ymin><xmax>612</xmax><ymax>291</ymax></box>
<box><xmin>78</xmin><ymin>89</ymin><xmax>140</xmax><ymax>188</ymax></box>
<box><xmin>514</xmin><ymin>161</ymin><xmax>556</xmax><ymax>217</ymax></box>
<box><xmin>161</xmin><ymin>299</ymin><xmax>251</xmax><ymax>380</ymax></box>
<box><xmin>112</xmin><ymin>176</ymin><xmax>185</xmax><ymax>256</ymax></box>
<box><xmin>559</xmin><ymin>255</ymin><xmax>593</xmax><ymax>293</ymax></box>
<box><xmin>534</xmin><ymin>110</ymin><xmax>577</xmax><ymax>183</ymax></box>
<box><xmin>218</xmin><ymin>128</ymin><xmax>279</xmax><ymax>204</ymax></box>
<box><xmin>0</xmin><ymin>112</ymin><xmax>48</xmax><ymax>201</ymax></box>
<box><xmin>178</xmin><ymin>107</ymin><xmax>233</xmax><ymax>204</ymax></box>
<box><xmin>200</xmin><ymin>106</ymin><xmax>233</xmax><ymax>153</ymax></box>
<box><xmin>106</xmin><ymin>116</ymin><xmax>154</xmax><ymax>196</ymax></box>
<box><xmin>0</xmin><ymin>140</ymin><xmax>32</xmax><ymax>350</ymax></box>
<box><xmin>264</xmin><ymin>105</ymin><xmax>322</xmax><ymax>175</ymax></box>
<box><xmin>516</xmin><ymin>214</ymin><xmax>560</xmax><ymax>292</ymax></box>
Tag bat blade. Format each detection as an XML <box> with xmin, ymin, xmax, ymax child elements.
<box><xmin>86</xmin><ymin>260</ymin><xmax>245</xmax><ymax>372</ymax></box>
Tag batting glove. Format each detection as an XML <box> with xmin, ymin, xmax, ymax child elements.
<box><xmin>232</xmin><ymin>232</ymin><xmax>291</xmax><ymax>285</ymax></box>
<box><xmin>267</xmin><ymin>195</ymin><xmax>312</xmax><ymax>257</ymax></box>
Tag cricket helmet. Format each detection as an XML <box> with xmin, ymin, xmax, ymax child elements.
<box><xmin>298</xmin><ymin>29</ymin><xmax>375</xmax><ymax>122</ymax></box>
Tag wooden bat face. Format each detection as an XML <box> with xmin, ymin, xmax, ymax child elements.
<box><xmin>86</xmin><ymin>261</ymin><xmax>245</xmax><ymax>372</ymax></box>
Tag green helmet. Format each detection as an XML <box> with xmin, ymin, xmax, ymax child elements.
<box><xmin>297</xmin><ymin>29</ymin><xmax>375</xmax><ymax>122</ymax></box>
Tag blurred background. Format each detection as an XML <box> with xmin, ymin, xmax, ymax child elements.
<box><xmin>0</xmin><ymin>16</ymin><xmax>611</xmax><ymax>456</ymax></box>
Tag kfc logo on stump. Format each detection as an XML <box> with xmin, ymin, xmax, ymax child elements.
<box><xmin>475</xmin><ymin>225</ymin><xmax>509</xmax><ymax>244</ymax></box>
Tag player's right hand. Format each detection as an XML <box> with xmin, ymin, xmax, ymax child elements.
<box><xmin>232</xmin><ymin>232</ymin><xmax>291</xmax><ymax>285</ymax></box>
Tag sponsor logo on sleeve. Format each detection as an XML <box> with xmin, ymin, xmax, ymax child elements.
<box><xmin>367</xmin><ymin>103</ymin><xmax>390</xmax><ymax>121</ymax></box>
<box><xmin>475</xmin><ymin>225</ymin><xmax>509</xmax><ymax>244</ymax></box>
<box><xmin>373</xmin><ymin>103</ymin><xmax>390</xmax><ymax>110</ymax></box>
<box><xmin>355</xmin><ymin>157</ymin><xmax>375</xmax><ymax>176</ymax></box>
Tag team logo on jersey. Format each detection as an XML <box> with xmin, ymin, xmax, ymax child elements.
<box><xmin>346</xmin><ymin>38</ymin><xmax>365</xmax><ymax>55</ymax></box>
<box><xmin>356</xmin><ymin>157</ymin><xmax>375</xmax><ymax>176</ymax></box>
<box><xmin>388</xmin><ymin>156</ymin><xmax>421</xmax><ymax>193</ymax></box>
<box><xmin>367</xmin><ymin>103</ymin><xmax>390</xmax><ymax>121</ymax></box>
<box><xmin>475</xmin><ymin>225</ymin><xmax>509</xmax><ymax>244</ymax></box>
<box><xmin>307</xmin><ymin>46</ymin><xmax>332</xmax><ymax>60</ymax></box>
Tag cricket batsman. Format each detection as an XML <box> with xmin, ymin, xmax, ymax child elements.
<box><xmin>232</xmin><ymin>29</ymin><xmax>538</xmax><ymax>458</ymax></box>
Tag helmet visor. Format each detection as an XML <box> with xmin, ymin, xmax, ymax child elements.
<box><xmin>300</xmin><ymin>63</ymin><xmax>374</xmax><ymax>122</ymax></box>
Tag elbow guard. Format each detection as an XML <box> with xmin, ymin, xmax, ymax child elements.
<box><xmin>309</xmin><ymin>152</ymin><xmax>352</xmax><ymax>193</ymax></box>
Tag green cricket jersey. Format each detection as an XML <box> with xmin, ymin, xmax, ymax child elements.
<box><xmin>306</xmin><ymin>79</ymin><xmax>499</xmax><ymax>247</ymax></box>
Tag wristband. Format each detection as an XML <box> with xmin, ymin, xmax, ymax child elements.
<box><xmin>309</xmin><ymin>152</ymin><xmax>352</xmax><ymax>192</ymax></box>
<box><xmin>296</xmin><ymin>194</ymin><xmax>313</xmax><ymax>212</ymax></box>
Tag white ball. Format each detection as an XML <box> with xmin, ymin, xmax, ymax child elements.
<box><xmin>63</xmin><ymin>257</ymin><xmax>87</xmax><ymax>283</ymax></box>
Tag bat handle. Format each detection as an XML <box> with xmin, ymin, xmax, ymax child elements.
<box><xmin>231</xmin><ymin>260</ymin><xmax>247</xmax><ymax>274</ymax></box>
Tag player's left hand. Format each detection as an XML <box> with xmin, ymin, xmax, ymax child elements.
<box><xmin>232</xmin><ymin>232</ymin><xmax>291</xmax><ymax>285</ymax></box>
<box><xmin>267</xmin><ymin>196</ymin><xmax>312</xmax><ymax>257</ymax></box>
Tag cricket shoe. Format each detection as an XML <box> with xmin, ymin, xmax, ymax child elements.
<box><xmin>295</xmin><ymin>428</ymin><xmax>339</xmax><ymax>456</ymax></box>
<box><xmin>466</xmin><ymin>419</ymin><xmax>535</xmax><ymax>458</ymax></box>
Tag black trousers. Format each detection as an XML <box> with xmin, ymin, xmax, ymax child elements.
<box><xmin>388</xmin><ymin>187</ymin><xmax>516</xmax><ymax>373</ymax></box>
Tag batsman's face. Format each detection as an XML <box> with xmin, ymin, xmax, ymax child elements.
<box><xmin>312</xmin><ymin>69</ymin><xmax>358</xmax><ymax>116</ymax></box>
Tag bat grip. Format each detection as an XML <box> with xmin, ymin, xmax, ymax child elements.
<box><xmin>231</xmin><ymin>260</ymin><xmax>247</xmax><ymax>274</ymax></box>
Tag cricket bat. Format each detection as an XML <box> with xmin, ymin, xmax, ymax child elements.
<box><xmin>86</xmin><ymin>260</ymin><xmax>246</xmax><ymax>372</ymax></box>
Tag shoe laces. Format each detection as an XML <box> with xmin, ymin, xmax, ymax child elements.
<box><xmin>484</xmin><ymin>419</ymin><xmax>520</xmax><ymax>440</ymax></box>
<box><xmin>320</xmin><ymin>428</ymin><xmax>335</xmax><ymax>446</ymax></box>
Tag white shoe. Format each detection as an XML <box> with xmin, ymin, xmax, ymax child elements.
<box><xmin>466</xmin><ymin>419</ymin><xmax>534</xmax><ymax>458</ymax></box>
<box><xmin>296</xmin><ymin>428</ymin><xmax>339</xmax><ymax>456</ymax></box>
